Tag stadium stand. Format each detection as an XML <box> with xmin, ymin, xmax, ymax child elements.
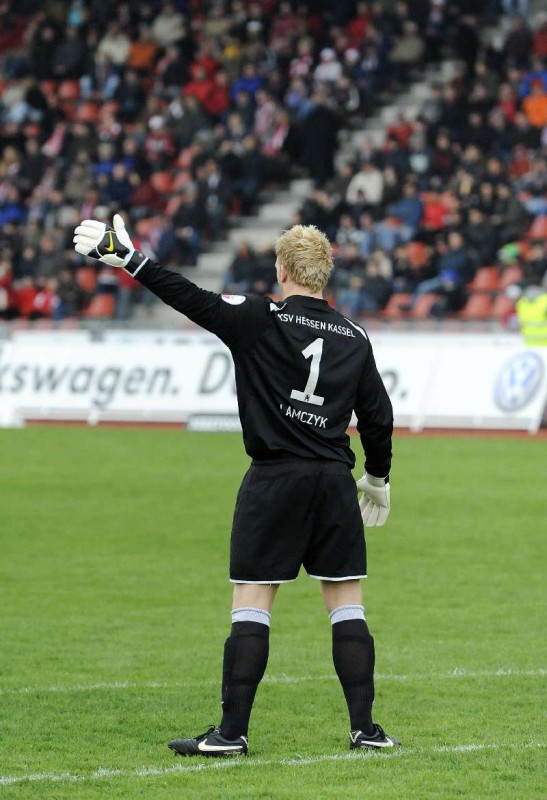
<box><xmin>467</xmin><ymin>267</ymin><xmax>501</xmax><ymax>293</ymax></box>
<box><xmin>408</xmin><ymin>291</ymin><xmax>440</xmax><ymax>320</ymax></box>
<box><xmin>0</xmin><ymin>0</ymin><xmax>545</xmax><ymax>327</ymax></box>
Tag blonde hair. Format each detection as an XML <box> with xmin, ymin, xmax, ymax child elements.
<box><xmin>275</xmin><ymin>225</ymin><xmax>333</xmax><ymax>292</ymax></box>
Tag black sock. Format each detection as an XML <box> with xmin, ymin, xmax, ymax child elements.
<box><xmin>219</xmin><ymin>621</ymin><xmax>269</xmax><ymax>739</ymax></box>
<box><xmin>332</xmin><ymin>618</ymin><xmax>375</xmax><ymax>735</ymax></box>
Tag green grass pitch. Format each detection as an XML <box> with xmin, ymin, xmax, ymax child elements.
<box><xmin>0</xmin><ymin>428</ymin><xmax>545</xmax><ymax>799</ymax></box>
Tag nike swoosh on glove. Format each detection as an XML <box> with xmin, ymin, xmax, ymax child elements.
<box><xmin>73</xmin><ymin>213</ymin><xmax>135</xmax><ymax>267</ymax></box>
<box><xmin>356</xmin><ymin>473</ymin><xmax>390</xmax><ymax>527</ymax></box>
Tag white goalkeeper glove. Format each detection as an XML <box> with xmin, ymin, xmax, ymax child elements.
<box><xmin>356</xmin><ymin>472</ymin><xmax>390</xmax><ymax>527</ymax></box>
<box><xmin>73</xmin><ymin>214</ymin><xmax>148</xmax><ymax>273</ymax></box>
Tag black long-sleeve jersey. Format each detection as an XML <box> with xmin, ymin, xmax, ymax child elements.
<box><xmin>131</xmin><ymin>261</ymin><xmax>393</xmax><ymax>477</ymax></box>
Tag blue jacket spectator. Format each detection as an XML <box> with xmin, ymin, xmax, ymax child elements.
<box><xmin>230</xmin><ymin>64</ymin><xmax>263</xmax><ymax>101</ymax></box>
<box><xmin>388</xmin><ymin>184</ymin><xmax>424</xmax><ymax>232</ymax></box>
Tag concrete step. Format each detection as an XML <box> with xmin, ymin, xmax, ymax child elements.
<box><xmin>228</xmin><ymin>223</ymin><xmax>280</xmax><ymax>246</ymax></box>
<box><xmin>409</xmin><ymin>81</ymin><xmax>434</xmax><ymax>100</ymax></box>
<box><xmin>379</xmin><ymin>103</ymin><xmax>421</xmax><ymax>124</ymax></box>
<box><xmin>256</xmin><ymin>203</ymin><xmax>294</xmax><ymax>225</ymax></box>
<box><xmin>193</xmin><ymin>251</ymin><xmax>231</xmax><ymax>274</ymax></box>
<box><xmin>289</xmin><ymin>178</ymin><xmax>313</xmax><ymax>198</ymax></box>
<box><xmin>345</xmin><ymin>128</ymin><xmax>386</xmax><ymax>148</ymax></box>
<box><xmin>423</xmin><ymin>61</ymin><xmax>455</xmax><ymax>82</ymax></box>
<box><xmin>208</xmin><ymin>239</ymin><xmax>237</xmax><ymax>255</ymax></box>
<box><xmin>266</xmin><ymin>184</ymin><xmax>312</xmax><ymax>205</ymax></box>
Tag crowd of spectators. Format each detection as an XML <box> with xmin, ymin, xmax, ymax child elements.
<box><xmin>0</xmin><ymin>0</ymin><xmax>546</xmax><ymax>324</ymax></box>
<box><xmin>224</xmin><ymin>5</ymin><xmax>547</xmax><ymax>320</ymax></box>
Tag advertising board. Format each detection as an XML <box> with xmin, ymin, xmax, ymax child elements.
<box><xmin>0</xmin><ymin>333</ymin><xmax>545</xmax><ymax>431</ymax></box>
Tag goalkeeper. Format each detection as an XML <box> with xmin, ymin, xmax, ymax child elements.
<box><xmin>74</xmin><ymin>214</ymin><xmax>398</xmax><ymax>756</ymax></box>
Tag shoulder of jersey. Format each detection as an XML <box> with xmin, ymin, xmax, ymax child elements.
<box><xmin>269</xmin><ymin>299</ymin><xmax>288</xmax><ymax>312</ymax></box>
<box><xmin>221</xmin><ymin>294</ymin><xmax>247</xmax><ymax>306</ymax></box>
<box><xmin>341</xmin><ymin>315</ymin><xmax>368</xmax><ymax>341</ymax></box>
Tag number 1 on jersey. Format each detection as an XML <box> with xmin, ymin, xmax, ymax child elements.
<box><xmin>290</xmin><ymin>337</ymin><xmax>325</xmax><ymax>407</ymax></box>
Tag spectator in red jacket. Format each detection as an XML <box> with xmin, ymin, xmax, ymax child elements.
<box><xmin>184</xmin><ymin>65</ymin><xmax>216</xmax><ymax>110</ymax></box>
<box><xmin>532</xmin><ymin>15</ymin><xmax>547</xmax><ymax>57</ymax></box>
<box><xmin>271</xmin><ymin>2</ymin><xmax>302</xmax><ymax>42</ymax></box>
<box><xmin>347</xmin><ymin>1</ymin><xmax>372</xmax><ymax>47</ymax></box>
<box><xmin>143</xmin><ymin>116</ymin><xmax>175</xmax><ymax>168</ymax></box>
<box><xmin>30</xmin><ymin>278</ymin><xmax>57</xmax><ymax>319</ymax></box>
<box><xmin>203</xmin><ymin>71</ymin><xmax>231</xmax><ymax>119</ymax></box>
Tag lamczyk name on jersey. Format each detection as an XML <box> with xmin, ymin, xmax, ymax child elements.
<box><xmin>281</xmin><ymin>403</ymin><xmax>328</xmax><ymax>428</ymax></box>
<box><xmin>277</xmin><ymin>313</ymin><xmax>355</xmax><ymax>338</ymax></box>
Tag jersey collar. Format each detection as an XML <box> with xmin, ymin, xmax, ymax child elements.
<box><xmin>283</xmin><ymin>295</ymin><xmax>330</xmax><ymax>308</ymax></box>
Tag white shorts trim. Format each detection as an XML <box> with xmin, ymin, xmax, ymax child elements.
<box><xmin>230</xmin><ymin>578</ymin><xmax>298</xmax><ymax>585</ymax></box>
<box><xmin>307</xmin><ymin>574</ymin><xmax>367</xmax><ymax>582</ymax></box>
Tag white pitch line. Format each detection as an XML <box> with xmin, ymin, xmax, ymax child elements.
<box><xmin>0</xmin><ymin>742</ymin><xmax>545</xmax><ymax>787</ymax></box>
<box><xmin>0</xmin><ymin>668</ymin><xmax>545</xmax><ymax>697</ymax></box>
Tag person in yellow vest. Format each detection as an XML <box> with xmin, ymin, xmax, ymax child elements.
<box><xmin>516</xmin><ymin>282</ymin><xmax>547</xmax><ymax>346</ymax></box>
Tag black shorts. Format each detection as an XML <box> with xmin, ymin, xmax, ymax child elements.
<box><xmin>230</xmin><ymin>459</ymin><xmax>366</xmax><ymax>583</ymax></box>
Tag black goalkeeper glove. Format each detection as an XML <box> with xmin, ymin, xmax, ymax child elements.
<box><xmin>73</xmin><ymin>213</ymin><xmax>148</xmax><ymax>274</ymax></box>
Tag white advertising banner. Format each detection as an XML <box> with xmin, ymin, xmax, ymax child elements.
<box><xmin>0</xmin><ymin>342</ymin><xmax>22</xmax><ymax>426</ymax></box>
<box><xmin>368</xmin><ymin>333</ymin><xmax>547</xmax><ymax>432</ymax></box>
<box><xmin>0</xmin><ymin>340</ymin><xmax>237</xmax><ymax>423</ymax></box>
<box><xmin>420</xmin><ymin>341</ymin><xmax>547</xmax><ymax>431</ymax></box>
<box><xmin>0</xmin><ymin>333</ymin><xmax>545</xmax><ymax>431</ymax></box>
<box><xmin>365</xmin><ymin>333</ymin><xmax>440</xmax><ymax>428</ymax></box>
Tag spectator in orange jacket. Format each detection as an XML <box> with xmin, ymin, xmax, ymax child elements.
<box><xmin>127</xmin><ymin>25</ymin><xmax>159</xmax><ymax>74</ymax></box>
<box><xmin>522</xmin><ymin>81</ymin><xmax>547</xmax><ymax>127</ymax></box>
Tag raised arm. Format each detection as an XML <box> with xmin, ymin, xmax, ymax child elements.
<box><xmin>73</xmin><ymin>214</ymin><xmax>270</xmax><ymax>350</ymax></box>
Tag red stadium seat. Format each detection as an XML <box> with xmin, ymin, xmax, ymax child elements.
<box><xmin>526</xmin><ymin>216</ymin><xmax>547</xmax><ymax>240</ymax></box>
<box><xmin>459</xmin><ymin>294</ymin><xmax>493</xmax><ymax>320</ymax></box>
<box><xmin>406</xmin><ymin>241</ymin><xmax>429</xmax><ymax>268</ymax></box>
<box><xmin>172</xmin><ymin>170</ymin><xmax>191</xmax><ymax>191</ymax></box>
<box><xmin>74</xmin><ymin>102</ymin><xmax>100</xmax><ymax>123</ymax></box>
<box><xmin>16</xmin><ymin>285</ymin><xmax>37</xmax><ymax>317</ymax></box>
<box><xmin>76</xmin><ymin>267</ymin><xmax>97</xmax><ymax>293</ymax></box>
<box><xmin>409</xmin><ymin>292</ymin><xmax>440</xmax><ymax>319</ymax></box>
<box><xmin>150</xmin><ymin>171</ymin><xmax>174</xmax><ymax>194</ymax></box>
<box><xmin>382</xmin><ymin>293</ymin><xmax>411</xmax><ymax>320</ymax></box>
<box><xmin>58</xmin><ymin>80</ymin><xmax>80</xmax><ymax>101</ymax></box>
<box><xmin>61</xmin><ymin>102</ymin><xmax>76</xmax><ymax>121</ymax></box>
<box><xmin>499</xmin><ymin>266</ymin><xmax>523</xmax><ymax>289</ymax></box>
<box><xmin>84</xmin><ymin>294</ymin><xmax>115</xmax><ymax>318</ymax></box>
<box><xmin>490</xmin><ymin>293</ymin><xmax>516</xmax><ymax>321</ymax></box>
<box><xmin>165</xmin><ymin>196</ymin><xmax>183</xmax><ymax>217</ymax></box>
<box><xmin>100</xmin><ymin>101</ymin><xmax>119</xmax><ymax>117</ymax></box>
<box><xmin>467</xmin><ymin>267</ymin><xmax>500</xmax><ymax>293</ymax></box>
<box><xmin>39</xmin><ymin>80</ymin><xmax>57</xmax><ymax>95</ymax></box>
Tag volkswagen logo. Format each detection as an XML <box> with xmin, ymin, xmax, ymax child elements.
<box><xmin>493</xmin><ymin>352</ymin><xmax>545</xmax><ymax>412</ymax></box>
